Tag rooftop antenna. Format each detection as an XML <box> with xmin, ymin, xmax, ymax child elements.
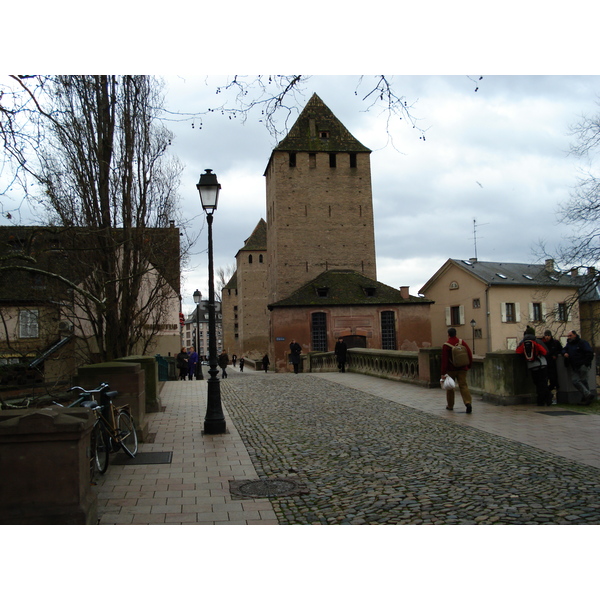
<box><xmin>472</xmin><ymin>218</ymin><xmax>489</xmax><ymax>260</ymax></box>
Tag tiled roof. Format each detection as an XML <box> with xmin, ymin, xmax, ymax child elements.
<box><xmin>448</xmin><ymin>259</ymin><xmax>578</xmax><ymax>287</ymax></box>
<box><xmin>269</xmin><ymin>269</ymin><xmax>431</xmax><ymax>308</ymax></box>
<box><xmin>238</xmin><ymin>219</ymin><xmax>267</xmax><ymax>253</ymax></box>
<box><xmin>273</xmin><ymin>94</ymin><xmax>371</xmax><ymax>154</ymax></box>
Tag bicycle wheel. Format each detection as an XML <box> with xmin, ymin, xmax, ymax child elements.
<box><xmin>117</xmin><ymin>410</ymin><xmax>138</xmax><ymax>458</ymax></box>
<box><xmin>91</xmin><ymin>421</ymin><xmax>109</xmax><ymax>474</ymax></box>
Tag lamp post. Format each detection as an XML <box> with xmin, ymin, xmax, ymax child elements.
<box><xmin>197</xmin><ymin>169</ymin><xmax>226</xmax><ymax>435</ymax></box>
<box><xmin>470</xmin><ymin>319</ymin><xmax>477</xmax><ymax>355</ymax></box>
<box><xmin>192</xmin><ymin>289</ymin><xmax>204</xmax><ymax>381</ymax></box>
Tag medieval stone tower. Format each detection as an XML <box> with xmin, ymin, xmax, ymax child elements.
<box><xmin>264</xmin><ymin>93</ymin><xmax>377</xmax><ymax>306</ymax></box>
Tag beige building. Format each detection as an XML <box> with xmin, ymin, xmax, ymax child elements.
<box><xmin>419</xmin><ymin>258</ymin><xmax>580</xmax><ymax>353</ymax></box>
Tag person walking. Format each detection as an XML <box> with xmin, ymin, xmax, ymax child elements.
<box><xmin>176</xmin><ymin>347</ymin><xmax>188</xmax><ymax>380</ymax></box>
<box><xmin>334</xmin><ymin>337</ymin><xmax>348</xmax><ymax>373</ymax></box>
<box><xmin>289</xmin><ymin>339</ymin><xmax>302</xmax><ymax>374</ymax></box>
<box><xmin>262</xmin><ymin>354</ymin><xmax>270</xmax><ymax>372</ymax></box>
<box><xmin>218</xmin><ymin>350</ymin><xmax>229</xmax><ymax>379</ymax></box>
<box><xmin>516</xmin><ymin>327</ymin><xmax>552</xmax><ymax>406</ymax></box>
<box><xmin>441</xmin><ymin>327</ymin><xmax>474</xmax><ymax>413</ymax></box>
<box><xmin>232</xmin><ymin>354</ymin><xmax>237</xmax><ymax>368</ymax></box>
<box><xmin>542</xmin><ymin>329</ymin><xmax>562</xmax><ymax>403</ymax></box>
<box><xmin>239</xmin><ymin>357</ymin><xmax>245</xmax><ymax>372</ymax></box>
<box><xmin>563</xmin><ymin>330</ymin><xmax>595</xmax><ymax>405</ymax></box>
<box><xmin>187</xmin><ymin>346</ymin><xmax>198</xmax><ymax>381</ymax></box>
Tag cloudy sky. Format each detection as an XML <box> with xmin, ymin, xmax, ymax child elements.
<box><xmin>162</xmin><ymin>75</ymin><xmax>600</xmax><ymax>314</ymax></box>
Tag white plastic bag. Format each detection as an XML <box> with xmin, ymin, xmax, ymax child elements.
<box><xmin>441</xmin><ymin>375</ymin><xmax>456</xmax><ymax>390</ymax></box>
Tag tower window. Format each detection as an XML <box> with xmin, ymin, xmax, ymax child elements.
<box><xmin>316</xmin><ymin>287</ymin><xmax>329</xmax><ymax>297</ymax></box>
<box><xmin>311</xmin><ymin>312</ymin><xmax>328</xmax><ymax>352</ymax></box>
<box><xmin>381</xmin><ymin>311</ymin><xmax>397</xmax><ymax>350</ymax></box>
<box><xmin>320</xmin><ymin>131</ymin><xmax>330</xmax><ymax>139</ymax></box>
<box><xmin>350</xmin><ymin>153</ymin><xmax>357</xmax><ymax>168</ymax></box>
<box><xmin>248</xmin><ymin>255</ymin><xmax>253</xmax><ymax>264</ymax></box>
<box><xmin>259</xmin><ymin>254</ymin><xmax>263</xmax><ymax>263</ymax></box>
<box><xmin>289</xmin><ymin>152</ymin><xmax>296</xmax><ymax>167</ymax></box>
<box><xmin>329</xmin><ymin>153</ymin><xmax>337</xmax><ymax>168</ymax></box>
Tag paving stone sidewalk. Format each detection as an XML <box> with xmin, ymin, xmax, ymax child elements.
<box><xmin>96</xmin><ymin>370</ymin><xmax>600</xmax><ymax>525</ymax></box>
<box><xmin>222</xmin><ymin>373</ymin><xmax>600</xmax><ymax>525</ymax></box>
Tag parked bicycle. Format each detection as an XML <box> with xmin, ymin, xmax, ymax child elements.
<box><xmin>55</xmin><ymin>382</ymin><xmax>138</xmax><ymax>477</ymax></box>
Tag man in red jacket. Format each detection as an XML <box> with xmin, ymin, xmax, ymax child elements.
<box><xmin>441</xmin><ymin>327</ymin><xmax>474</xmax><ymax>413</ymax></box>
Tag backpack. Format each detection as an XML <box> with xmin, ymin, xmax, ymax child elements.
<box><xmin>445</xmin><ymin>339</ymin><xmax>469</xmax><ymax>367</ymax></box>
<box><xmin>523</xmin><ymin>339</ymin><xmax>538</xmax><ymax>362</ymax></box>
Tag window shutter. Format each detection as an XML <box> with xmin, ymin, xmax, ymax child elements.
<box><xmin>515</xmin><ymin>302</ymin><xmax>521</xmax><ymax>323</ymax></box>
<box><xmin>542</xmin><ymin>303</ymin><xmax>547</xmax><ymax>321</ymax></box>
<box><xmin>501</xmin><ymin>302</ymin><xmax>507</xmax><ymax>323</ymax></box>
<box><xmin>459</xmin><ymin>305</ymin><xmax>465</xmax><ymax>325</ymax></box>
<box><xmin>528</xmin><ymin>303</ymin><xmax>534</xmax><ymax>321</ymax></box>
<box><xmin>445</xmin><ymin>307</ymin><xmax>451</xmax><ymax>326</ymax></box>
<box><xmin>567</xmin><ymin>305</ymin><xmax>573</xmax><ymax>322</ymax></box>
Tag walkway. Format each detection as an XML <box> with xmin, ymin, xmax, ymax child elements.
<box><xmin>96</xmin><ymin>369</ymin><xmax>600</xmax><ymax>524</ymax></box>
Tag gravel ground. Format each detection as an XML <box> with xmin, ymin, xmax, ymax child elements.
<box><xmin>222</xmin><ymin>373</ymin><xmax>600</xmax><ymax>524</ymax></box>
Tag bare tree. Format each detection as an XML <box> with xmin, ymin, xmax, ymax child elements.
<box><xmin>0</xmin><ymin>76</ymin><xmax>184</xmax><ymax>362</ymax></box>
<box><xmin>215</xmin><ymin>263</ymin><xmax>236</xmax><ymax>302</ymax></box>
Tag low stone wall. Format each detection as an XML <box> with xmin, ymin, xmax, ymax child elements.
<box><xmin>305</xmin><ymin>347</ymin><xmax>588</xmax><ymax>405</ymax></box>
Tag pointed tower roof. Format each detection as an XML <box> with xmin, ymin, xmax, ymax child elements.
<box><xmin>236</xmin><ymin>218</ymin><xmax>266</xmax><ymax>256</ymax></box>
<box><xmin>274</xmin><ymin>93</ymin><xmax>371</xmax><ymax>153</ymax></box>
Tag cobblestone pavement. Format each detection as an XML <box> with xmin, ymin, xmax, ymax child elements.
<box><xmin>222</xmin><ymin>373</ymin><xmax>600</xmax><ymax>524</ymax></box>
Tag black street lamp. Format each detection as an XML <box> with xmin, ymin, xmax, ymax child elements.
<box><xmin>192</xmin><ymin>289</ymin><xmax>204</xmax><ymax>381</ymax></box>
<box><xmin>470</xmin><ymin>319</ymin><xmax>477</xmax><ymax>355</ymax></box>
<box><xmin>197</xmin><ymin>169</ymin><xmax>226</xmax><ymax>435</ymax></box>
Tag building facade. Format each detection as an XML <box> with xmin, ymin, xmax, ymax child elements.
<box><xmin>419</xmin><ymin>258</ymin><xmax>581</xmax><ymax>352</ymax></box>
<box><xmin>181</xmin><ymin>300</ymin><xmax>223</xmax><ymax>360</ymax></box>
<box><xmin>0</xmin><ymin>224</ymin><xmax>181</xmax><ymax>385</ymax></box>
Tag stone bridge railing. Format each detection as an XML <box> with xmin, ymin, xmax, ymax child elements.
<box><xmin>308</xmin><ymin>347</ymin><xmax>484</xmax><ymax>397</ymax></box>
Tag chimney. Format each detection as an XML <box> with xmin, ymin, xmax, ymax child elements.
<box><xmin>571</xmin><ymin>267</ymin><xmax>579</xmax><ymax>277</ymax></box>
<box><xmin>545</xmin><ymin>259</ymin><xmax>555</xmax><ymax>273</ymax></box>
<box><xmin>400</xmin><ymin>286</ymin><xmax>410</xmax><ymax>299</ymax></box>
<box><xmin>468</xmin><ymin>258</ymin><xmax>478</xmax><ymax>263</ymax></box>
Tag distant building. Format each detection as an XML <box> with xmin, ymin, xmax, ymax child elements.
<box><xmin>182</xmin><ymin>300</ymin><xmax>223</xmax><ymax>359</ymax></box>
<box><xmin>222</xmin><ymin>94</ymin><xmax>432</xmax><ymax>371</ymax></box>
<box><xmin>419</xmin><ymin>258</ymin><xmax>581</xmax><ymax>352</ymax></box>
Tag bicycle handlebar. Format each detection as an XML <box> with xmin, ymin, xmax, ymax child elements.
<box><xmin>68</xmin><ymin>382</ymin><xmax>110</xmax><ymax>395</ymax></box>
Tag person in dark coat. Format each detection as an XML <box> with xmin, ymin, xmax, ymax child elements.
<box><xmin>262</xmin><ymin>354</ymin><xmax>270</xmax><ymax>372</ymax></box>
<box><xmin>542</xmin><ymin>330</ymin><xmax>563</xmax><ymax>402</ymax></box>
<box><xmin>218</xmin><ymin>351</ymin><xmax>229</xmax><ymax>378</ymax></box>
<box><xmin>239</xmin><ymin>357</ymin><xmax>245</xmax><ymax>372</ymax></box>
<box><xmin>289</xmin><ymin>339</ymin><xmax>302</xmax><ymax>374</ymax></box>
<box><xmin>187</xmin><ymin>346</ymin><xmax>198</xmax><ymax>381</ymax></box>
<box><xmin>563</xmin><ymin>330</ymin><xmax>595</xmax><ymax>404</ymax></box>
<box><xmin>176</xmin><ymin>347</ymin><xmax>188</xmax><ymax>380</ymax></box>
<box><xmin>334</xmin><ymin>337</ymin><xmax>348</xmax><ymax>373</ymax></box>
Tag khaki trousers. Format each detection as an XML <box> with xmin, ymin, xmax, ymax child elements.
<box><xmin>446</xmin><ymin>370</ymin><xmax>472</xmax><ymax>408</ymax></box>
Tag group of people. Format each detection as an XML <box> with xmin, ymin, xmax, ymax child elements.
<box><xmin>176</xmin><ymin>348</ymin><xmax>246</xmax><ymax>380</ymax></box>
<box><xmin>176</xmin><ymin>346</ymin><xmax>202</xmax><ymax>381</ymax></box>
<box><xmin>440</xmin><ymin>326</ymin><xmax>596</xmax><ymax>413</ymax></box>
<box><xmin>515</xmin><ymin>327</ymin><xmax>595</xmax><ymax>406</ymax></box>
